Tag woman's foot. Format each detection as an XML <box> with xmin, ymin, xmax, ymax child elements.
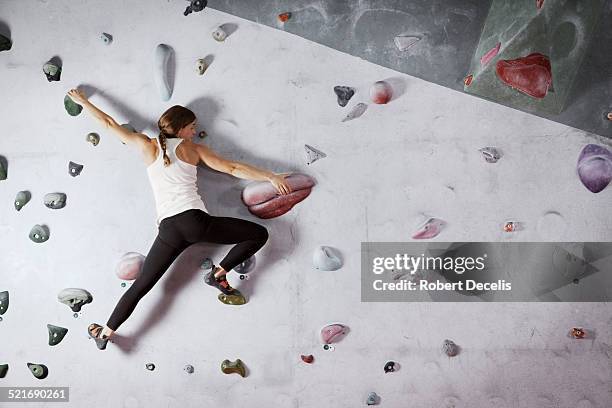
<box><xmin>204</xmin><ymin>266</ymin><xmax>235</xmax><ymax>295</ymax></box>
<box><xmin>87</xmin><ymin>323</ymin><xmax>110</xmax><ymax>350</ymax></box>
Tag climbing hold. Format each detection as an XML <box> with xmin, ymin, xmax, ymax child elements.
<box><xmin>536</xmin><ymin>211</ymin><xmax>566</xmax><ymax>240</ymax></box>
<box><xmin>366</xmin><ymin>392</ymin><xmax>380</xmax><ymax>405</ymax></box>
<box><xmin>0</xmin><ymin>291</ymin><xmax>8</xmax><ymax>315</ymax></box>
<box><xmin>384</xmin><ymin>361</ymin><xmax>397</xmax><ymax>373</ymax></box>
<box><xmin>212</xmin><ymin>26</ymin><xmax>228</xmax><ymax>42</ymax></box>
<box><xmin>29</xmin><ymin>224</ymin><xmax>50</xmax><ymax>243</ymax></box>
<box><xmin>43</xmin><ymin>60</ymin><xmax>61</xmax><ymax>82</ymax></box>
<box><xmin>201</xmin><ymin>257</ymin><xmax>213</xmax><ymax>271</ymax></box>
<box><xmin>14</xmin><ymin>191</ymin><xmax>31</xmax><ymax>211</ymax></box>
<box><xmin>503</xmin><ymin>221</ymin><xmax>518</xmax><ymax>232</ymax></box>
<box><xmin>607</xmin><ymin>112</ymin><xmax>612</xmax><ymax>121</ymax></box>
<box><xmin>577</xmin><ymin>144</ymin><xmax>612</xmax><ymax>193</ymax></box>
<box><xmin>221</xmin><ymin>359</ymin><xmax>246</xmax><ymax>377</ymax></box>
<box><xmin>0</xmin><ymin>34</ymin><xmax>11</xmax><ymax>52</ymax></box>
<box><xmin>44</xmin><ymin>192</ymin><xmax>67</xmax><ymax>209</ymax></box>
<box><xmin>121</xmin><ymin>282</ymin><xmax>127</xmax><ymax>288</ymax></box>
<box><xmin>57</xmin><ymin>288</ymin><xmax>92</xmax><ymax>312</ymax></box>
<box><xmin>145</xmin><ymin>363</ymin><xmax>156</xmax><ymax>371</ymax></box>
<box><xmin>100</xmin><ymin>32</ymin><xmax>113</xmax><ymax>45</ymax></box>
<box><xmin>218</xmin><ymin>291</ymin><xmax>247</xmax><ymax>306</ymax></box>
<box><xmin>333</xmin><ymin>86</ymin><xmax>355</xmax><ymax>107</ymax></box>
<box><xmin>496</xmin><ymin>53</ymin><xmax>552</xmax><ymax>99</ymax></box>
<box><xmin>278</xmin><ymin>12</ymin><xmax>292</xmax><ymax>23</ymax></box>
<box><xmin>370</xmin><ymin>81</ymin><xmax>393</xmax><ymax>104</ymax></box>
<box><xmin>304</xmin><ymin>144</ymin><xmax>326</xmax><ymax>165</ymax></box>
<box><xmin>68</xmin><ymin>161</ymin><xmax>84</xmax><ymax>177</ymax></box>
<box><xmin>196</xmin><ymin>58</ymin><xmax>208</xmax><ymax>75</ymax></box>
<box><xmin>234</xmin><ymin>255</ymin><xmax>256</xmax><ymax>274</ymax></box>
<box><xmin>479</xmin><ymin>147</ymin><xmax>501</xmax><ymax>163</ymax></box>
<box><xmin>198</xmin><ymin>130</ymin><xmax>207</xmax><ymax>139</ymax></box>
<box><xmin>73</xmin><ymin>313</ymin><xmax>78</xmax><ymax>318</ymax></box>
<box><xmin>480</xmin><ymin>42</ymin><xmax>501</xmax><ymax>66</ymax></box>
<box><xmin>184</xmin><ymin>0</ymin><xmax>207</xmax><ymax>16</ymax></box>
<box><xmin>242</xmin><ymin>173</ymin><xmax>315</xmax><ymax>219</ymax></box>
<box><xmin>569</xmin><ymin>327</ymin><xmax>586</xmax><ymax>339</ymax></box>
<box><xmin>27</xmin><ymin>363</ymin><xmax>49</xmax><ymax>379</ymax></box>
<box><xmin>412</xmin><ymin>217</ymin><xmax>445</xmax><ymax>240</ymax></box>
<box><xmin>239</xmin><ymin>275</ymin><xmax>248</xmax><ymax>280</ymax></box>
<box><xmin>313</xmin><ymin>246</ymin><xmax>342</xmax><ymax>271</ymax></box>
<box><xmin>342</xmin><ymin>102</ymin><xmax>368</xmax><ymax>122</ymax></box>
<box><xmin>301</xmin><ymin>354</ymin><xmax>314</xmax><ymax>364</ymax></box>
<box><xmin>115</xmin><ymin>252</ymin><xmax>145</xmax><ymax>280</ymax></box>
<box><xmin>463</xmin><ymin>74</ymin><xmax>473</xmax><ymax>86</ymax></box>
<box><xmin>321</xmin><ymin>323</ymin><xmax>347</xmax><ymax>344</ymax></box>
<box><xmin>184</xmin><ymin>364</ymin><xmax>194</xmax><ymax>374</ymax></box>
<box><xmin>394</xmin><ymin>35</ymin><xmax>421</xmax><ymax>51</ymax></box>
<box><xmin>86</xmin><ymin>132</ymin><xmax>100</xmax><ymax>146</ymax></box>
<box><xmin>154</xmin><ymin>44</ymin><xmax>173</xmax><ymax>101</ymax></box>
<box><xmin>47</xmin><ymin>324</ymin><xmax>68</xmax><ymax>346</ymax></box>
<box><xmin>64</xmin><ymin>95</ymin><xmax>83</xmax><ymax>116</ymax></box>
<box><xmin>0</xmin><ymin>364</ymin><xmax>7</xmax><ymax>378</ymax></box>
<box><xmin>0</xmin><ymin>158</ymin><xmax>6</xmax><ymax>180</ymax></box>
<box><xmin>322</xmin><ymin>344</ymin><xmax>335</xmax><ymax>351</ymax></box>
<box><xmin>536</xmin><ymin>0</ymin><xmax>545</xmax><ymax>9</ymax></box>
<box><xmin>442</xmin><ymin>339</ymin><xmax>459</xmax><ymax>357</ymax></box>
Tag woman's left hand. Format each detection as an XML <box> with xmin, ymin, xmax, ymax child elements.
<box><xmin>269</xmin><ymin>173</ymin><xmax>292</xmax><ymax>195</ymax></box>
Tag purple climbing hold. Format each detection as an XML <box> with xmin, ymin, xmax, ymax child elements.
<box><xmin>577</xmin><ymin>144</ymin><xmax>612</xmax><ymax>193</ymax></box>
<box><xmin>320</xmin><ymin>323</ymin><xmax>347</xmax><ymax>344</ymax></box>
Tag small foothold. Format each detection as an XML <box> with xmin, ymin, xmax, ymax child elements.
<box><xmin>0</xmin><ymin>34</ymin><xmax>12</xmax><ymax>52</ymax></box>
<box><xmin>29</xmin><ymin>224</ymin><xmax>50</xmax><ymax>243</ymax></box>
<box><xmin>503</xmin><ymin>221</ymin><xmax>518</xmax><ymax>233</ymax></box>
<box><xmin>480</xmin><ymin>42</ymin><xmax>501</xmax><ymax>66</ymax></box>
<box><xmin>201</xmin><ymin>257</ymin><xmax>214</xmax><ymax>271</ymax></box>
<box><xmin>86</xmin><ymin>132</ymin><xmax>100</xmax><ymax>146</ymax></box>
<box><xmin>366</xmin><ymin>392</ymin><xmax>380</xmax><ymax>406</ymax></box>
<box><xmin>384</xmin><ymin>361</ymin><xmax>397</xmax><ymax>373</ymax></box>
<box><xmin>394</xmin><ymin>35</ymin><xmax>421</xmax><ymax>51</ymax></box>
<box><xmin>198</xmin><ymin>130</ymin><xmax>207</xmax><ymax>139</ymax></box>
<box><xmin>0</xmin><ymin>364</ymin><xmax>7</xmax><ymax>378</ymax></box>
<box><xmin>607</xmin><ymin>112</ymin><xmax>612</xmax><ymax>121</ymax></box>
<box><xmin>212</xmin><ymin>26</ymin><xmax>228</xmax><ymax>42</ymax></box>
<box><xmin>304</xmin><ymin>144</ymin><xmax>327</xmax><ymax>165</ymax></box>
<box><xmin>301</xmin><ymin>354</ymin><xmax>314</xmax><ymax>364</ymax></box>
<box><xmin>234</xmin><ymin>255</ymin><xmax>256</xmax><ymax>274</ymax></box>
<box><xmin>57</xmin><ymin>288</ymin><xmax>92</xmax><ymax>312</ymax></box>
<box><xmin>14</xmin><ymin>191</ymin><xmax>31</xmax><ymax>211</ymax></box>
<box><xmin>121</xmin><ymin>282</ymin><xmax>127</xmax><ymax>287</ymax></box>
<box><xmin>73</xmin><ymin>313</ymin><xmax>79</xmax><ymax>318</ymax></box>
<box><xmin>321</xmin><ymin>323</ymin><xmax>347</xmax><ymax>344</ymax></box>
<box><xmin>184</xmin><ymin>364</ymin><xmax>194</xmax><ymax>374</ymax></box>
<box><xmin>145</xmin><ymin>363</ymin><xmax>156</xmax><ymax>371</ymax></box>
<box><xmin>570</xmin><ymin>327</ymin><xmax>586</xmax><ymax>339</ymax></box>
<box><xmin>69</xmin><ymin>161</ymin><xmax>84</xmax><ymax>177</ymax></box>
<box><xmin>221</xmin><ymin>359</ymin><xmax>246</xmax><ymax>377</ymax></box>
<box><xmin>218</xmin><ymin>291</ymin><xmax>247</xmax><ymax>305</ymax></box>
<box><xmin>464</xmin><ymin>74</ymin><xmax>473</xmax><ymax>86</ymax></box>
<box><xmin>442</xmin><ymin>339</ymin><xmax>459</xmax><ymax>357</ymax></box>
<box><xmin>0</xmin><ymin>291</ymin><xmax>8</xmax><ymax>315</ymax></box>
<box><xmin>342</xmin><ymin>103</ymin><xmax>368</xmax><ymax>122</ymax></box>
<box><xmin>322</xmin><ymin>344</ymin><xmax>335</xmax><ymax>351</ymax></box>
<box><xmin>196</xmin><ymin>58</ymin><xmax>208</xmax><ymax>75</ymax></box>
<box><xmin>27</xmin><ymin>363</ymin><xmax>49</xmax><ymax>379</ymax></box>
<box><xmin>333</xmin><ymin>86</ymin><xmax>355</xmax><ymax>107</ymax></box>
<box><xmin>100</xmin><ymin>32</ymin><xmax>113</xmax><ymax>45</ymax></box>
<box><xmin>115</xmin><ymin>252</ymin><xmax>145</xmax><ymax>280</ymax></box>
<box><xmin>573</xmin><ymin>278</ymin><xmax>580</xmax><ymax>284</ymax></box>
<box><xmin>184</xmin><ymin>0</ymin><xmax>207</xmax><ymax>16</ymax></box>
<box><xmin>370</xmin><ymin>81</ymin><xmax>393</xmax><ymax>104</ymax></box>
<box><xmin>479</xmin><ymin>147</ymin><xmax>501</xmax><ymax>163</ymax></box>
<box><xmin>0</xmin><ymin>158</ymin><xmax>6</xmax><ymax>181</ymax></box>
<box><xmin>239</xmin><ymin>275</ymin><xmax>246</xmax><ymax>280</ymax></box>
<box><xmin>577</xmin><ymin>144</ymin><xmax>612</xmax><ymax>193</ymax></box>
<box><xmin>47</xmin><ymin>324</ymin><xmax>68</xmax><ymax>346</ymax></box>
<box><xmin>536</xmin><ymin>0</ymin><xmax>544</xmax><ymax>9</ymax></box>
<box><xmin>44</xmin><ymin>192</ymin><xmax>67</xmax><ymax>209</ymax></box>
<box><xmin>278</xmin><ymin>12</ymin><xmax>292</xmax><ymax>23</ymax></box>
<box><xmin>64</xmin><ymin>95</ymin><xmax>83</xmax><ymax>116</ymax></box>
<box><xmin>412</xmin><ymin>217</ymin><xmax>445</xmax><ymax>240</ymax></box>
<box><xmin>313</xmin><ymin>246</ymin><xmax>342</xmax><ymax>271</ymax></box>
<box><xmin>43</xmin><ymin>60</ymin><xmax>61</xmax><ymax>82</ymax></box>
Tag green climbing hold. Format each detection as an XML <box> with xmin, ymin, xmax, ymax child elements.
<box><xmin>0</xmin><ymin>291</ymin><xmax>8</xmax><ymax>315</ymax></box>
<box><xmin>27</xmin><ymin>363</ymin><xmax>48</xmax><ymax>379</ymax></box>
<box><xmin>64</xmin><ymin>95</ymin><xmax>82</xmax><ymax>116</ymax></box>
<box><xmin>47</xmin><ymin>324</ymin><xmax>69</xmax><ymax>346</ymax></box>
<box><xmin>0</xmin><ymin>34</ymin><xmax>11</xmax><ymax>52</ymax></box>
<box><xmin>0</xmin><ymin>157</ymin><xmax>7</xmax><ymax>180</ymax></box>
<box><xmin>218</xmin><ymin>290</ymin><xmax>246</xmax><ymax>305</ymax></box>
<box><xmin>221</xmin><ymin>359</ymin><xmax>246</xmax><ymax>377</ymax></box>
<box><xmin>29</xmin><ymin>224</ymin><xmax>50</xmax><ymax>243</ymax></box>
<box><xmin>0</xmin><ymin>364</ymin><xmax>8</xmax><ymax>378</ymax></box>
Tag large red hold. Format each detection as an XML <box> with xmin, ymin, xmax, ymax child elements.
<box><xmin>495</xmin><ymin>53</ymin><xmax>552</xmax><ymax>99</ymax></box>
<box><xmin>242</xmin><ymin>174</ymin><xmax>315</xmax><ymax>219</ymax></box>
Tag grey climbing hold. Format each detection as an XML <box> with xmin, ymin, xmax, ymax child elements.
<box><xmin>0</xmin><ymin>157</ymin><xmax>7</xmax><ymax>180</ymax></box>
<box><xmin>313</xmin><ymin>246</ymin><xmax>342</xmax><ymax>271</ymax></box>
<box><xmin>64</xmin><ymin>95</ymin><xmax>83</xmax><ymax>116</ymax></box>
<box><xmin>184</xmin><ymin>0</ymin><xmax>207</xmax><ymax>16</ymax></box>
<box><xmin>0</xmin><ymin>34</ymin><xmax>11</xmax><ymax>52</ymax></box>
<box><xmin>14</xmin><ymin>191</ymin><xmax>31</xmax><ymax>211</ymax></box>
<box><xmin>44</xmin><ymin>192</ymin><xmax>67</xmax><ymax>209</ymax></box>
<box><xmin>341</xmin><ymin>103</ymin><xmax>367</xmax><ymax>122</ymax></box>
<box><xmin>29</xmin><ymin>224</ymin><xmax>50</xmax><ymax>243</ymax></box>
<box><xmin>0</xmin><ymin>364</ymin><xmax>7</xmax><ymax>378</ymax></box>
<box><xmin>154</xmin><ymin>44</ymin><xmax>173</xmax><ymax>101</ymax></box>
<box><xmin>27</xmin><ymin>363</ymin><xmax>48</xmax><ymax>379</ymax></box>
<box><xmin>212</xmin><ymin>26</ymin><xmax>228</xmax><ymax>42</ymax></box>
<box><xmin>68</xmin><ymin>161</ymin><xmax>83</xmax><ymax>177</ymax></box>
<box><xmin>86</xmin><ymin>132</ymin><xmax>100</xmax><ymax>146</ymax></box>
<box><xmin>366</xmin><ymin>392</ymin><xmax>380</xmax><ymax>405</ymax></box>
<box><xmin>100</xmin><ymin>32</ymin><xmax>113</xmax><ymax>45</ymax></box>
<box><xmin>479</xmin><ymin>147</ymin><xmax>501</xmax><ymax>163</ymax></box>
<box><xmin>73</xmin><ymin>313</ymin><xmax>79</xmax><ymax>318</ymax></box>
<box><xmin>198</xmin><ymin>130</ymin><xmax>207</xmax><ymax>139</ymax></box>
<box><xmin>145</xmin><ymin>363</ymin><xmax>155</xmax><ymax>371</ymax></box>
<box><xmin>333</xmin><ymin>86</ymin><xmax>355</xmax><ymax>107</ymax></box>
<box><xmin>47</xmin><ymin>324</ymin><xmax>68</xmax><ymax>346</ymax></box>
<box><xmin>196</xmin><ymin>58</ymin><xmax>208</xmax><ymax>75</ymax></box>
<box><xmin>384</xmin><ymin>361</ymin><xmax>397</xmax><ymax>373</ymax></box>
<box><xmin>184</xmin><ymin>364</ymin><xmax>194</xmax><ymax>374</ymax></box>
<box><xmin>201</xmin><ymin>257</ymin><xmax>213</xmax><ymax>271</ymax></box>
<box><xmin>442</xmin><ymin>339</ymin><xmax>459</xmax><ymax>357</ymax></box>
<box><xmin>0</xmin><ymin>291</ymin><xmax>8</xmax><ymax>315</ymax></box>
<box><xmin>304</xmin><ymin>144</ymin><xmax>327</xmax><ymax>165</ymax></box>
<box><xmin>57</xmin><ymin>288</ymin><xmax>92</xmax><ymax>312</ymax></box>
<box><xmin>43</xmin><ymin>60</ymin><xmax>61</xmax><ymax>82</ymax></box>
<box><xmin>394</xmin><ymin>35</ymin><xmax>421</xmax><ymax>51</ymax></box>
<box><xmin>234</xmin><ymin>255</ymin><xmax>256</xmax><ymax>274</ymax></box>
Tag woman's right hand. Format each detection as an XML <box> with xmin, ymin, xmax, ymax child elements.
<box><xmin>67</xmin><ymin>88</ymin><xmax>87</xmax><ymax>104</ymax></box>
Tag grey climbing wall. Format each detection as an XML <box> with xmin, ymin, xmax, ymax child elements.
<box><xmin>208</xmin><ymin>0</ymin><xmax>612</xmax><ymax>137</ymax></box>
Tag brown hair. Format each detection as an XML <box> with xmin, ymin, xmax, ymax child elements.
<box><xmin>157</xmin><ymin>105</ymin><xmax>197</xmax><ymax>166</ymax></box>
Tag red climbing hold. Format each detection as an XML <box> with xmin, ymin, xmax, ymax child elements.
<box><xmin>463</xmin><ymin>74</ymin><xmax>473</xmax><ymax>86</ymax></box>
<box><xmin>536</xmin><ymin>0</ymin><xmax>545</xmax><ymax>9</ymax></box>
<box><xmin>278</xmin><ymin>12</ymin><xmax>291</xmax><ymax>23</ymax></box>
<box><xmin>495</xmin><ymin>53</ymin><xmax>552</xmax><ymax>99</ymax></box>
<box><xmin>301</xmin><ymin>355</ymin><xmax>314</xmax><ymax>364</ymax></box>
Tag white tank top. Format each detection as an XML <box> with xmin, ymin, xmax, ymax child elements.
<box><xmin>146</xmin><ymin>137</ymin><xmax>208</xmax><ymax>225</ymax></box>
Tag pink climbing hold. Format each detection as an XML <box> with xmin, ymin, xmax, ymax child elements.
<box><xmin>412</xmin><ymin>218</ymin><xmax>445</xmax><ymax>240</ymax></box>
<box><xmin>370</xmin><ymin>81</ymin><xmax>393</xmax><ymax>104</ymax></box>
<box><xmin>536</xmin><ymin>0</ymin><xmax>545</xmax><ymax>9</ymax></box>
<box><xmin>115</xmin><ymin>252</ymin><xmax>145</xmax><ymax>280</ymax></box>
<box><xmin>320</xmin><ymin>323</ymin><xmax>347</xmax><ymax>344</ymax></box>
<box><xmin>242</xmin><ymin>174</ymin><xmax>315</xmax><ymax>219</ymax></box>
<box><xmin>480</xmin><ymin>42</ymin><xmax>501</xmax><ymax>66</ymax></box>
<box><xmin>495</xmin><ymin>52</ymin><xmax>552</xmax><ymax>99</ymax></box>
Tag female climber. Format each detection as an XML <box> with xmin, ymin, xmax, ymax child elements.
<box><xmin>66</xmin><ymin>88</ymin><xmax>292</xmax><ymax>350</ymax></box>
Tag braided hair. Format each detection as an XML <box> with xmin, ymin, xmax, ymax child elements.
<box><xmin>157</xmin><ymin>105</ymin><xmax>197</xmax><ymax>167</ymax></box>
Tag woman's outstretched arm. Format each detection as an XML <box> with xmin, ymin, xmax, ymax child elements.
<box><xmin>67</xmin><ymin>88</ymin><xmax>151</xmax><ymax>150</ymax></box>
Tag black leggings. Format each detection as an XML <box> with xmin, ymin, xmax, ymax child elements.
<box><xmin>106</xmin><ymin>209</ymin><xmax>268</xmax><ymax>330</ymax></box>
